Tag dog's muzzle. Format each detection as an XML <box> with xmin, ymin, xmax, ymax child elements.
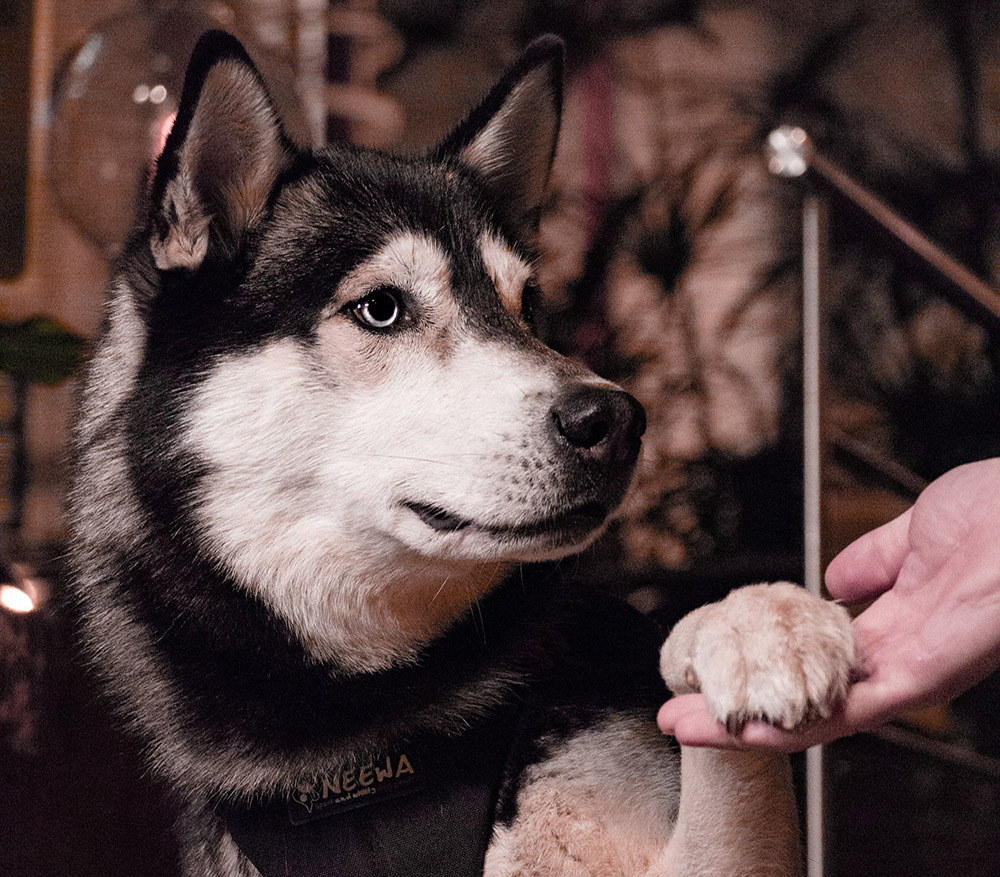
<box><xmin>402</xmin><ymin>384</ymin><xmax>645</xmax><ymax>548</ymax></box>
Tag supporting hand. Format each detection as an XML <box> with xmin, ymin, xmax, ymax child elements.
<box><xmin>658</xmin><ymin>459</ymin><xmax>1000</xmax><ymax>750</ymax></box>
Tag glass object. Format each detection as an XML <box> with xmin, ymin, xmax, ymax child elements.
<box><xmin>47</xmin><ymin>0</ymin><xmax>305</xmax><ymax>259</ymax></box>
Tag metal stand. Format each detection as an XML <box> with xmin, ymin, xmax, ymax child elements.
<box><xmin>766</xmin><ymin>125</ymin><xmax>1000</xmax><ymax>877</ymax></box>
<box><xmin>767</xmin><ymin>126</ymin><xmax>827</xmax><ymax>877</ymax></box>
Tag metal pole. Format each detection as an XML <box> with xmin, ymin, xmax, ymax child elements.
<box><xmin>767</xmin><ymin>126</ymin><xmax>825</xmax><ymax>877</ymax></box>
<box><xmin>801</xmin><ymin>193</ymin><xmax>824</xmax><ymax>877</ymax></box>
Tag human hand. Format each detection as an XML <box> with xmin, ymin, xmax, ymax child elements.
<box><xmin>658</xmin><ymin>459</ymin><xmax>1000</xmax><ymax>750</ymax></box>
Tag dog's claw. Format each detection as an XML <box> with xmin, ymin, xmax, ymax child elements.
<box><xmin>725</xmin><ymin>715</ymin><xmax>747</xmax><ymax>736</ymax></box>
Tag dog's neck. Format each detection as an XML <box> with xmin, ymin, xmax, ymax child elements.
<box><xmin>276</xmin><ymin>559</ymin><xmax>512</xmax><ymax>673</ymax></box>
<box><xmin>109</xmin><ymin>546</ymin><xmax>571</xmax><ymax>799</ymax></box>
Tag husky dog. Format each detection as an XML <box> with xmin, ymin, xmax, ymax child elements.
<box><xmin>69</xmin><ymin>31</ymin><xmax>856</xmax><ymax>877</ymax></box>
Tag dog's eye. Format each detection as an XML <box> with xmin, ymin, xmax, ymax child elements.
<box><xmin>353</xmin><ymin>287</ymin><xmax>403</xmax><ymax>330</ymax></box>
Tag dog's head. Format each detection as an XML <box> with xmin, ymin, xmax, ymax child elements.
<box><xmin>86</xmin><ymin>32</ymin><xmax>644</xmax><ymax>670</ymax></box>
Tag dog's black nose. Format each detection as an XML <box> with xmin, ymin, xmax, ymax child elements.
<box><xmin>551</xmin><ymin>386</ymin><xmax>646</xmax><ymax>462</ymax></box>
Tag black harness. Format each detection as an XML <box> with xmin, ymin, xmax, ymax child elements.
<box><xmin>211</xmin><ymin>587</ymin><xmax>667</xmax><ymax>876</ymax></box>
<box><xmin>215</xmin><ymin>709</ymin><xmax>521</xmax><ymax>877</ymax></box>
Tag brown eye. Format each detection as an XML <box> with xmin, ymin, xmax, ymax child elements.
<box><xmin>354</xmin><ymin>287</ymin><xmax>403</xmax><ymax>330</ymax></box>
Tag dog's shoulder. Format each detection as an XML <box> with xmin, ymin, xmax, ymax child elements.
<box><xmin>488</xmin><ymin>581</ymin><xmax>680</xmax><ymax>876</ymax></box>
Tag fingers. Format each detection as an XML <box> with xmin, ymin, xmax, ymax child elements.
<box><xmin>825</xmin><ymin>507</ymin><xmax>913</xmax><ymax>603</ymax></box>
<box><xmin>657</xmin><ymin>694</ymin><xmax>830</xmax><ymax>751</ymax></box>
<box><xmin>658</xmin><ymin>689</ymin><xmax>888</xmax><ymax>752</ymax></box>
<box><xmin>657</xmin><ymin>695</ymin><xmax>747</xmax><ymax>749</ymax></box>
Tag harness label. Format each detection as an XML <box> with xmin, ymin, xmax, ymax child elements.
<box><xmin>286</xmin><ymin>751</ymin><xmax>425</xmax><ymax>824</ymax></box>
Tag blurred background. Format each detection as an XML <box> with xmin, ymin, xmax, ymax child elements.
<box><xmin>1</xmin><ymin>0</ymin><xmax>999</xmax><ymax>874</ymax></box>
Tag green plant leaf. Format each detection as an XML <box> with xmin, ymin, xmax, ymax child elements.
<box><xmin>0</xmin><ymin>316</ymin><xmax>86</xmax><ymax>385</ymax></box>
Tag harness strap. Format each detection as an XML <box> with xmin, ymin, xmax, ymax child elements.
<box><xmin>215</xmin><ymin>710</ymin><xmax>520</xmax><ymax>877</ymax></box>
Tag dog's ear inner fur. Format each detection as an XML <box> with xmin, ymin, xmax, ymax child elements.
<box><xmin>149</xmin><ymin>30</ymin><xmax>291</xmax><ymax>271</ymax></box>
<box><xmin>434</xmin><ymin>35</ymin><xmax>564</xmax><ymax>235</ymax></box>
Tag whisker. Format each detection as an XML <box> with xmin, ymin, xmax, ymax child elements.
<box><xmin>351</xmin><ymin>451</ymin><xmax>501</xmax><ymax>463</ymax></box>
<box><xmin>430</xmin><ymin>576</ymin><xmax>450</xmax><ymax>604</ymax></box>
<box><xmin>473</xmin><ymin>597</ymin><xmax>487</xmax><ymax>646</ymax></box>
<box><xmin>350</xmin><ymin>453</ymin><xmax>463</xmax><ymax>466</ymax></box>
<box><xmin>464</xmin><ymin>578</ymin><xmax>488</xmax><ymax>646</ymax></box>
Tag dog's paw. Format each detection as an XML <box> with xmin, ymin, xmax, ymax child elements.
<box><xmin>659</xmin><ymin>582</ymin><xmax>857</xmax><ymax>734</ymax></box>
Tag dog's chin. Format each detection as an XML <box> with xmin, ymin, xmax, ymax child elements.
<box><xmin>401</xmin><ymin>499</ymin><xmax>612</xmax><ymax>560</ymax></box>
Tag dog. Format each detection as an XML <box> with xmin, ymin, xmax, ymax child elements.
<box><xmin>68</xmin><ymin>30</ymin><xmax>857</xmax><ymax>876</ymax></box>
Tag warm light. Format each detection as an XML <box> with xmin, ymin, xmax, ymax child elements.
<box><xmin>766</xmin><ymin>126</ymin><xmax>812</xmax><ymax>178</ymax></box>
<box><xmin>0</xmin><ymin>584</ymin><xmax>35</xmax><ymax>614</ymax></box>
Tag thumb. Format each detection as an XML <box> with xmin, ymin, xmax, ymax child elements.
<box><xmin>825</xmin><ymin>506</ymin><xmax>912</xmax><ymax>603</ymax></box>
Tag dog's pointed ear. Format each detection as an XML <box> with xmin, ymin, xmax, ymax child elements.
<box><xmin>434</xmin><ymin>35</ymin><xmax>564</xmax><ymax>235</ymax></box>
<box><xmin>149</xmin><ymin>30</ymin><xmax>292</xmax><ymax>271</ymax></box>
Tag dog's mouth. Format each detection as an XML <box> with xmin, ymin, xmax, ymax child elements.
<box><xmin>403</xmin><ymin>500</ymin><xmax>609</xmax><ymax>542</ymax></box>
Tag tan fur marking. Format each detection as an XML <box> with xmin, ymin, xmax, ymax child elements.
<box><xmin>480</xmin><ymin>233</ymin><xmax>532</xmax><ymax>315</ymax></box>
<box><xmin>381</xmin><ymin>560</ymin><xmax>510</xmax><ymax>650</ymax></box>
<box><xmin>332</xmin><ymin>232</ymin><xmax>457</xmax><ymax>323</ymax></box>
<box><xmin>670</xmin><ymin>747</ymin><xmax>801</xmax><ymax>877</ymax></box>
